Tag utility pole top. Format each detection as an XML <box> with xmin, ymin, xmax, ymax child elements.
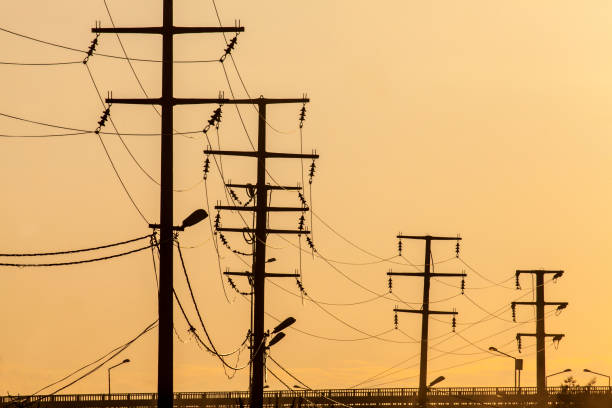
<box><xmin>397</xmin><ymin>234</ymin><xmax>461</xmax><ymax>241</ymax></box>
<box><xmin>92</xmin><ymin>26</ymin><xmax>244</xmax><ymax>35</ymax></box>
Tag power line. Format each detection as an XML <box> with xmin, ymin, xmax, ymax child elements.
<box><xmin>0</xmin><ymin>60</ymin><xmax>82</xmax><ymax>66</ymax></box>
<box><xmin>0</xmin><ymin>244</ymin><xmax>153</xmax><ymax>267</ymax></box>
<box><xmin>0</xmin><ymin>233</ymin><xmax>152</xmax><ymax>257</ymax></box>
<box><xmin>0</xmin><ymin>25</ymin><xmax>218</xmax><ymax>63</ymax></box>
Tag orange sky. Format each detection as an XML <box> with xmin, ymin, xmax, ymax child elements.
<box><xmin>1</xmin><ymin>0</ymin><xmax>611</xmax><ymax>395</ymax></box>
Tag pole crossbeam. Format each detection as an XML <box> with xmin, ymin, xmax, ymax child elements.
<box><xmin>224</xmin><ymin>271</ymin><xmax>300</xmax><ymax>278</ymax></box>
<box><xmin>226</xmin><ymin>183</ymin><xmax>302</xmax><ymax>191</ymax></box>
<box><xmin>513</xmin><ymin>270</ymin><xmax>568</xmax><ymax>408</ymax></box>
<box><xmin>216</xmin><ymin>227</ymin><xmax>309</xmax><ymax>234</ymax></box>
<box><xmin>106</xmin><ymin>97</ymin><xmax>308</xmax><ymax>106</ymax></box>
<box><xmin>390</xmin><ymin>234</ymin><xmax>463</xmax><ymax>408</ymax></box>
<box><xmin>215</xmin><ymin>205</ymin><xmax>308</xmax><ymax>212</ymax></box>
<box><xmin>388</xmin><ymin>272</ymin><xmax>467</xmax><ymax>277</ymax></box>
<box><xmin>92</xmin><ymin>26</ymin><xmax>244</xmax><ymax>35</ymax></box>
<box><xmin>394</xmin><ymin>309</ymin><xmax>458</xmax><ymax>315</ymax></box>
<box><xmin>203</xmin><ymin>149</ymin><xmax>319</xmax><ymax>159</ymax></box>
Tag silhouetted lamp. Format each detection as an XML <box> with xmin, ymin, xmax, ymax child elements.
<box><xmin>181</xmin><ymin>209</ymin><xmax>208</xmax><ymax>229</ymax></box>
<box><xmin>584</xmin><ymin>368</ymin><xmax>610</xmax><ymax>387</ymax></box>
<box><xmin>108</xmin><ymin>358</ymin><xmax>130</xmax><ymax>396</ymax></box>
<box><xmin>428</xmin><ymin>376</ymin><xmax>446</xmax><ymax>388</ymax></box>
<box><xmin>272</xmin><ymin>317</ymin><xmax>296</xmax><ymax>334</ymax></box>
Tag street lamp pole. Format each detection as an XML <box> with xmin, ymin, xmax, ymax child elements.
<box><xmin>584</xmin><ymin>369</ymin><xmax>610</xmax><ymax>388</ymax></box>
<box><xmin>545</xmin><ymin>368</ymin><xmax>571</xmax><ymax>387</ymax></box>
<box><xmin>107</xmin><ymin>359</ymin><xmax>130</xmax><ymax>397</ymax></box>
<box><xmin>489</xmin><ymin>347</ymin><xmax>523</xmax><ymax>390</ymax></box>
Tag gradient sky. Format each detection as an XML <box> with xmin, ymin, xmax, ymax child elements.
<box><xmin>1</xmin><ymin>0</ymin><xmax>611</xmax><ymax>396</ymax></box>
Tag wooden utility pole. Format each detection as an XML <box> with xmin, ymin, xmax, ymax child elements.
<box><xmin>206</xmin><ymin>98</ymin><xmax>317</xmax><ymax>408</ymax></box>
<box><xmin>93</xmin><ymin>6</ymin><xmax>243</xmax><ymax>407</ymax></box>
<box><xmin>389</xmin><ymin>234</ymin><xmax>465</xmax><ymax>408</ymax></box>
<box><xmin>512</xmin><ymin>269</ymin><xmax>568</xmax><ymax>408</ymax></box>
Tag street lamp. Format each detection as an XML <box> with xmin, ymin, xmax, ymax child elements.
<box><xmin>108</xmin><ymin>358</ymin><xmax>130</xmax><ymax>396</ymax></box>
<box><xmin>149</xmin><ymin>209</ymin><xmax>208</xmax><ymax>231</ymax></box>
<box><xmin>546</xmin><ymin>368</ymin><xmax>571</xmax><ymax>387</ymax></box>
<box><xmin>489</xmin><ymin>346</ymin><xmax>523</xmax><ymax>389</ymax></box>
<box><xmin>584</xmin><ymin>369</ymin><xmax>610</xmax><ymax>387</ymax></box>
<box><xmin>428</xmin><ymin>376</ymin><xmax>446</xmax><ymax>389</ymax></box>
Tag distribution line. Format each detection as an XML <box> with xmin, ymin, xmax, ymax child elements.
<box><xmin>0</xmin><ymin>25</ymin><xmax>218</xmax><ymax>63</ymax></box>
<box><xmin>0</xmin><ymin>233</ymin><xmax>151</xmax><ymax>256</ymax></box>
<box><xmin>84</xmin><ymin>63</ymin><xmax>149</xmax><ymax>223</ymax></box>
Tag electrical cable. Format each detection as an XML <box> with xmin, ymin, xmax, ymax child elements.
<box><xmin>0</xmin><ymin>25</ymin><xmax>218</xmax><ymax>63</ymax></box>
<box><xmin>0</xmin><ymin>233</ymin><xmax>151</xmax><ymax>256</ymax></box>
<box><xmin>84</xmin><ymin>63</ymin><xmax>149</xmax><ymax>223</ymax></box>
<box><xmin>20</xmin><ymin>320</ymin><xmax>158</xmax><ymax>408</ymax></box>
<box><xmin>0</xmin><ymin>244</ymin><xmax>153</xmax><ymax>267</ymax></box>
<box><xmin>0</xmin><ymin>60</ymin><xmax>82</xmax><ymax>66</ymax></box>
<box><xmin>457</xmin><ymin>256</ymin><xmax>516</xmax><ymax>290</ymax></box>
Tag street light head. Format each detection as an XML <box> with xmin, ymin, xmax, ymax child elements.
<box><xmin>563</xmin><ymin>368</ymin><xmax>572</xmax><ymax>373</ymax></box>
<box><xmin>584</xmin><ymin>369</ymin><xmax>592</xmax><ymax>373</ymax></box>
<box><xmin>489</xmin><ymin>347</ymin><xmax>498</xmax><ymax>352</ymax></box>
<box><xmin>267</xmin><ymin>332</ymin><xmax>286</xmax><ymax>348</ymax></box>
<box><xmin>428</xmin><ymin>376</ymin><xmax>446</xmax><ymax>388</ymax></box>
<box><xmin>266</xmin><ymin>257</ymin><xmax>277</xmax><ymax>263</ymax></box>
<box><xmin>181</xmin><ymin>209</ymin><xmax>208</xmax><ymax>229</ymax></box>
<box><xmin>272</xmin><ymin>317</ymin><xmax>296</xmax><ymax>334</ymax></box>
<box><xmin>122</xmin><ymin>359</ymin><xmax>130</xmax><ymax>364</ymax></box>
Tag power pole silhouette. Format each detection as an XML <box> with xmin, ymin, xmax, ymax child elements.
<box><xmin>92</xmin><ymin>4</ymin><xmax>244</xmax><ymax>407</ymax></box>
<box><xmin>207</xmin><ymin>98</ymin><xmax>317</xmax><ymax>408</ymax></box>
<box><xmin>512</xmin><ymin>269</ymin><xmax>568</xmax><ymax>408</ymax></box>
<box><xmin>388</xmin><ymin>234</ymin><xmax>465</xmax><ymax>408</ymax></box>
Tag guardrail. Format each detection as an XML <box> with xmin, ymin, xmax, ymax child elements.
<box><xmin>2</xmin><ymin>386</ymin><xmax>611</xmax><ymax>407</ymax></box>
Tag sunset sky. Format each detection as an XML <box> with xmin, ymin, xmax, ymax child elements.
<box><xmin>1</xmin><ymin>0</ymin><xmax>611</xmax><ymax>396</ymax></box>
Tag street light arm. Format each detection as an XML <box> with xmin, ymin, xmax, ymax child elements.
<box><xmin>489</xmin><ymin>347</ymin><xmax>517</xmax><ymax>360</ymax></box>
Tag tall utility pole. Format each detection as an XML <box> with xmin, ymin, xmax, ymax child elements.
<box><xmin>206</xmin><ymin>98</ymin><xmax>317</xmax><ymax>408</ymax></box>
<box><xmin>512</xmin><ymin>270</ymin><xmax>568</xmax><ymax>408</ymax></box>
<box><xmin>93</xmin><ymin>5</ymin><xmax>244</xmax><ymax>407</ymax></box>
<box><xmin>389</xmin><ymin>235</ymin><xmax>465</xmax><ymax>408</ymax></box>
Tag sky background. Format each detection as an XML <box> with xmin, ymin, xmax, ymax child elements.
<box><xmin>0</xmin><ymin>0</ymin><xmax>611</xmax><ymax>396</ymax></box>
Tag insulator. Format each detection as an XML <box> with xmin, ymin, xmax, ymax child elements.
<box><xmin>461</xmin><ymin>277</ymin><xmax>465</xmax><ymax>295</ymax></box>
<box><xmin>517</xmin><ymin>336</ymin><xmax>522</xmax><ymax>353</ymax></box>
<box><xmin>220</xmin><ymin>35</ymin><xmax>238</xmax><ymax>62</ymax></box>
<box><xmin>94</xmin><ymin>105</ymin><xmax>111</xmax><ymax>134</ymax></box>
<box><xmin>203</xmin><ymin>158</ymin><xmax>211</xmax><ymax>180</ymax></box>
<box><xmin>229</xmin><ymin>188</ymin><xmax>242</xmax><ymax>205</ymax></box>
<box><xmin>388</xmin><ymin>277</ymin><xmax>393</xmax><ymax>293</ymax></box>
<box><xmin>515</xmin><ymin>274</ymin><xmax>521</xmax><ymax>290</ymax></box>
<box><xmin>298</xmin><ymin>192</ymin><xmax>308</xmax><ymax>206</ymax></box>
<box><xmin>455</xmin><ymin>241</ymin><xmax>460</xmax><ymax>257</ymax></box>
<box><xmin>214</xmin><ymin>211</ymin><xmax>221</xmax><ymax>229</ymax></box>
<box><xmin>394</xmin><ymin>310</ymin><xmax>398</xmax><ymax>329</ymax></box>
<box><xmin>296</xmin><ymin>278</ymin><xmax>307</xmax><ymax>296</ymax></box>
<box><xmin>306</xmin><ymin>236</ymin><xmax>315</xmax><ymax>251</ymax></box>
<box><xmin>298</xmin><ymin>214</ymin><xmax>305</xmax><ymax>231</ymax></box>
<box><xmin>452</xmin><ymin>316</ymin><xmax>456</xmax><ymax>332</ymax></box>
<box><xmin>308</xmin><ymin>160</ymin><xmax>316</xmax><ymax>184</ymax></box>
<box><xmin>398</xmin><ymin>239</ymin><xmax>402</xmax><ymax>256</ymax></box>
<box><xmin>299</xmin><ymin>104</ymin><xmax>306</xmax><ymax>128</ymax></box>
<box><xmin>83</xmin><ymin>33</ymin><xmax>100</xmax><ymax>64</ymax></box>
<box><xmin>511</xmin><ymin>304</ymin><xmax>516</xmax><ymax>322</ymax></box>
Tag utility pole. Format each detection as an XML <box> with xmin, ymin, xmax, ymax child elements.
<box><xmin>206</xmin><ymin>98</ymin><xmax>317</xmax><ymax>408</ymax></box>
<box><xmin>389</xmin><ymin>234</ymin><xmax>465</xmax><ymax>408</ymax></box>
<box><xmin>92</xmin><ymin>5</ymin><xmax>243</xmax><ymax>407</ymax></box>
<box><xmin>512</xmin><ymin>270</ymin><xmax>568</xmax><ymax>408</ymax></box>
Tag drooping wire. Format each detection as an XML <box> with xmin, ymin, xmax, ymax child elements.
<box><xmin>0</xmin><ymin>25</ymin><xmax>218</xmax><ymax>64</ymax></box>
<box><xmin>0</xmin><ymin>233</ymin><xmax>151</xmax><ymax>257</ymax></box>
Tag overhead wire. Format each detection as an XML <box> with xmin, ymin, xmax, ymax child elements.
<box><xmin>0</xmin><ymin>25</ymin><xmax>218</xmax><ymax>63</ymax></box>
<box><xmin>0</xmin><ymin>233</ymin><xmax>151</xmax><ymax>257</ymax></box>
<box><xmin>83</xmin><ymin>63</ymin><xmax>149</xmax><ymax>223</ymax></box>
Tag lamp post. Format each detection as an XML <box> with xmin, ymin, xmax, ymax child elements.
<box><xmin>489</xmin><ymin>346</ymin><xmax>523</xmax><ymax>390</ymax></box>
<box><xmin>584</xmin><ymin>369</ymin><xmax>610</xmax><ymax>388</ymax></box>
<box><xmin>545</xmin><ymin>368</ymin><xmax>571</xmax><ymax>387</ymax></box>
<box><xmin>108</xmin><ymin>358</ymin><xmax>130</xmax><ymax>397</ymax></box>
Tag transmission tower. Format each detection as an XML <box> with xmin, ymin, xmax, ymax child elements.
<box><xmin>207</xmin><ymin>98</ymin><xmax>317</xmax><ymax>408</ymax></box>
<box><xmin>389</xmin><ymin>234</ymin><xmax>465</xmax><ymax>408</ymax></box>
<box><xmin>512</xmin><ymin>269</ymin><xmax>568</xmax><ymax>408</ymax></box>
